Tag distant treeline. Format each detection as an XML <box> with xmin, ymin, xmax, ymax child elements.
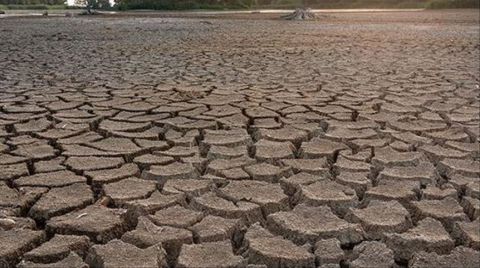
<box><xmin>0</xmin><ymin>0</ymin><xmax>67</xmax><ymax>9</ymax></box>
<box><xmin>0</xmin><ymin>0</ymin><xmax>478</xmax><ymax>9</ymax></box>
<box><xmin>114</xmin><ymin>0</ymin><xmax>480</xmax><ymax>10</ymax></box>
<box><xmin>0</xmin><ymin>0</ymin><xmax>64</xmax><ymax>4</ymax></box>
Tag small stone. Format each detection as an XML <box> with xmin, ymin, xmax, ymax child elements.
<box><xmin>0</xmin><ymin>216</ymin><xmax>36</xmax><ymax>230</ymax></box>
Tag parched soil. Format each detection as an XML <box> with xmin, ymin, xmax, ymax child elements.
<box><xmin>0</xmin><ymin>9</ymin><xmax>479</xmax><ymax>268</ymax></box>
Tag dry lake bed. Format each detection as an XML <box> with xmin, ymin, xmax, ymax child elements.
<box><xmin>0</xmin><ymin>9</ymin><xmax>479</xmax><ymax>268</ymax></box>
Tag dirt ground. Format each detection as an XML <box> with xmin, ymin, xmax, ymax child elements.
<box><xmin>0</xmin><ymin>9</ymin><xmax>479</xmax><ymax>268</ymax></box>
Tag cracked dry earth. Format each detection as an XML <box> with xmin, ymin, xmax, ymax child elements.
<box><xmin>0</xmin><ymin>10</ymin><xmax>479</xmax><ymax>268</ymax></box>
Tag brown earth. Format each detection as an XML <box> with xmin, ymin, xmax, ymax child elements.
<box><xmin>0</xmin><ymin>9</ymin><xmax>479</xmax><ymax>268</ymax></box>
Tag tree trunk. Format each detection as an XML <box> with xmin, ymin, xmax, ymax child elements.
<box><xmin>282</xmin><ymin>8</ymin><xmax>316</xmax><ymax>20</ymax></box>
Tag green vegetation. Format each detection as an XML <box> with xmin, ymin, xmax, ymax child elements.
<box><xmin>0</xmin><ymin>0</ymin><xmax>66</xmax><ymax>10</ymax></box>
<box><xmin>426</xmin><ymin>0</ymin><xmax>479</xmax><ymax>8</ymax></box>
<box><xmin>114</xmin><ymin>0</ymin><xmax>480</xmax><ymax>10</ymax></box>
<box><xmin>0</xmin><ymin>4</ymin><xmax>69</xmax><ymax>9</ymax></box>
<box><xmin>114</xmin><ymin>0</ymin><xmax>246</xmax><ymax>10</ymax></box>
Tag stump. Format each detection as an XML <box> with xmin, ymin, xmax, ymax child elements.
<box><xmin>282</xmin><ymin>8</ymin><xmax>317</xmax><ymax>21</ymax></box>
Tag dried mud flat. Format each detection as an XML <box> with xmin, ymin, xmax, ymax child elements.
<box><xmin>0</xmin><ymin>9</ymin><xmax>479</xmax><ymax>268</ymax></box>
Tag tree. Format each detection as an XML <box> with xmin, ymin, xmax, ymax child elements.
<box><xmin>75</xmin><ymin>0</ymin><xmax>110</xmax><ymax>13</ymax></box>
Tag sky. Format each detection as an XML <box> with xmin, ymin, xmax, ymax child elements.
<box><xmin>66</xmin><ymin>0</ymin><xmax>116</xmax><ymax>6</ymax></box>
